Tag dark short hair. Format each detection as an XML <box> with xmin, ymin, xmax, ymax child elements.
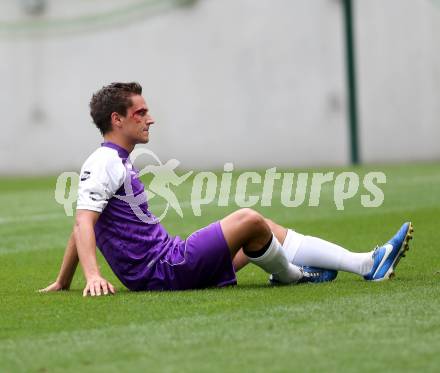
<box><xmin>89</xmin><ymin>82</ymin><xmax>142</xmax><ymax>135</ymax></box>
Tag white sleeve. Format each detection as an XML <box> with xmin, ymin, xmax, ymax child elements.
<box><xmin>76</xmin><ymin>150</ymin><xmax>126</xmax><ymax>213</ymax></box>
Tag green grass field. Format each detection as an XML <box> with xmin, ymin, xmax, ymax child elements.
<box><xmin>1</xmin><ymin>163</ymin><xmax>439</xmax><ymax>372</ymax></box>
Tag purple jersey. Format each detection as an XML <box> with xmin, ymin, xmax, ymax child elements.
<box><xmin>77</xmin><ymin>141</ymin><xmax>236</xmax><ymax>291</ymax></box>
<box><xmin>77</xmin><ymin>142</ymin><xmax>181</xmax><ymax>290</ymax></box>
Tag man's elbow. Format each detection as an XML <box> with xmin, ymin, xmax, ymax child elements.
<box><xmin>74</xmin><ymin>211</ymin><xmax>99</xmax><ymax>237</ymax></box>
<box><xmin>73</xmin><ymin>218</ymin><xmax>86</xmax><ymax>241</ymax></box>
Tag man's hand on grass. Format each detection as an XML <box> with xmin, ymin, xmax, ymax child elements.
<box><xmin>83</xmin><ymin>275</ymin><xmax>116</xmax><ymax>297</ymax></box>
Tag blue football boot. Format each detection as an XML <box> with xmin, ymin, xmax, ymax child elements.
<box><xmin>298</xmin><ymin>266</ymin><xmax>338</xmax><ymax>284</ymax></box>
<box><xmin>270</xmin><ymin>266</ymin><xmax>338</xmax><ymax>284</ymax></box>
<box><xmin>364</xmin><ymin>222</ymin><xmax>414</xmax><ymax>281</ymax></box>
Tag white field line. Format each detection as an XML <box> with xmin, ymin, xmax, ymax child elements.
<box><xmin>0</xmin><ymin>246</ymin><xmax>58</xmax><ymax>255</ymax></box>
<box><xmin>0</xmin><ymin>199</ymin><xmax>221</xmax><ymax>225</ymax></box>
<box><xmin>1</xmin><ymin>171</ymin><xmax>438</xmax><ymax>225</ymax></box>
<box><xmin>1</xmin><ymin>183</ymin><xmax>437</xmax><ymax>228</ymax></box>
<box><xmin>0</xmin><ymin>212</ymin><xmax>67</xmax><ymax>225</ymax></box>
<box><xmin>0</xmin><ymin>201</ymin><xmax>430</xmax><ymax>257</ymax></box>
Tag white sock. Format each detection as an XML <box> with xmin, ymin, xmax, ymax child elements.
<box><xmin>281</xmin><ymin>229</ymin><xmax>304</xmax><ymax>263</ymax></box>
<box><xmin>246</xmin><ymin>235</ymin><xmax>303</xmax><ymax>283</ymax></box>
<box><xmin>282</xmin><ymin>229</ymin><xmax>374</xmax><ymax>276</ymax></box>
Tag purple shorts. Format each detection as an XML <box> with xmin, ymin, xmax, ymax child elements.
<box><xmin>146</xmin><ymin>221</ymin><xmax>237</xmax><ymax>291</ymax></box>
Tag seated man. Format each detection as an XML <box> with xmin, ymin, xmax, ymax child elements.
<box><xmin>40</xmin><ymin>82</ymin><xmax>414</xmax><ymax>296</ymax></box>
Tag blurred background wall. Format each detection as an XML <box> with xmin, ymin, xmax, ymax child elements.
<box><xmin>356</xmin><ymin>0</ymin><xmax>440</xmax><ymax>164</ymax></box>
<box><xmin>0</xmin><ymin>0</ymin><xmax>439</xmax><ymax>175</ymax></box>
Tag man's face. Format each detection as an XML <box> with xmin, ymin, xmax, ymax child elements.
<box><xmin>118</xmin><ymin>95</ymin><xmax>155</xmax><ymax>144</ymax></box>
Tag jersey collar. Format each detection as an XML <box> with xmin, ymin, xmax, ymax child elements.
<box><xmin>101</xmin><ymin>141</ymin><xmax>130</xmax><ymax>159</ymax></box>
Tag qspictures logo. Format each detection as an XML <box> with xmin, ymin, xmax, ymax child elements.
<box><xmin>55</xmin><ymin>148</ymin><xmax>386</xmax><ymax>222</ymax></box>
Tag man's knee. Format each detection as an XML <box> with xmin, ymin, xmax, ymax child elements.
<box><xmin>265</xmin><ymin>218</ymin><xmax>275</xmax><ymax>230</ymax></box>
<box><xmin>236</xmin><ymin>208</ymin><xmax>269</xmax><ymax>234</ymax></box>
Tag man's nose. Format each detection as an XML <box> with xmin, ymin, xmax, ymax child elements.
<box><xmin>147</xmin><ymin>115</ymin><xmax>155</xmax><ymax>125</ymax></box>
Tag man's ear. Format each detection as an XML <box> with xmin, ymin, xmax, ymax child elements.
<box><xmin>111</xmin><ymin>112</ymin><xmax>123</xmax><ymax>130</ymax></box>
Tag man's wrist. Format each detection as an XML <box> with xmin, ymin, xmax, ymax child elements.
<box><xmin>56</xmin><ymin>276</ymin><xmax>69</xmax><ymax>289</ymax></box>
<box><xmin>85</xmin><ymin>271</ymin><xmax>101</xmax><ymax>281</ymax></box>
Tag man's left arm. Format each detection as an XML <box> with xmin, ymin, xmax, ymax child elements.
<box><xmin>74</xmin><ymin>210</ymin><xmax>115</xmax><ymax>297</ymax></box>
<box><xmin>39</xmin><ymin>230</ymin><xmax>79</xmax><ymax>292</ymax></box>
